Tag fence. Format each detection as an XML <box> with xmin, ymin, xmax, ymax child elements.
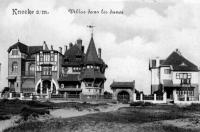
<box><xmin>134</xmin><ymin>93</ymin><xmax>167</xmax><ymax>104</ymax></box>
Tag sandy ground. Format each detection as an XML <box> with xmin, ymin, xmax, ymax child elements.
<box><xmin>0</xmin><ymin>116</ymin><xmax>20</xmax><ymax>132</ymax></box>
<box><xmin>50</xmin><ymin>103</ymin><xmax>129</xmax><ymax>118</ymax></box>
<box><xmin>0</xmin><ymin>103</ymin><xmax>129</xmax><ymax>132</ymax></box>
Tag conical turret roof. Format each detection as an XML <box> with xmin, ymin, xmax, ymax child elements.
<box><xmin>84</xmin><ymin>37</ymin><xmax>102</xmax><ymax>65</ymax></box>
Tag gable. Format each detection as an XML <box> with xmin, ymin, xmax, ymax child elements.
<box><xmin>161</xmin><ymin>51</ymin><xmax>198</xmax><ymax>71</ymax></box>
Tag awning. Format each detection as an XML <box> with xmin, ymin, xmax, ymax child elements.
<box><xmin>7</xmin><ymin>76</ymin><xmax>16</xmax><ymax>80</ymax></box>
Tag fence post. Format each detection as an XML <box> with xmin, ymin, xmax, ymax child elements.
<box><xmin>184</xmin><ymin>94</ymin><xmax>187</xmax><ymax>101</ymax></box>
<box><xmin>154</xmin><ymin>94</ymin><xmax>156</xmax><ymax>101</ymax></box>
<box><xmin>9</xmin><ymin>92</ymin><xmax>12</xmax><ymax>99</ymax></box>
<box><xmin>163</xmin><ymin>92</ymin><xmax>167</xmax><ymax>103</ymax></box>
<box><xmin>199</xmin><ymin>94</ymin><xmax>200</xmax><ymax>101</ymax></box>
<box><xmin>30</xmin><ymin>93</ymin><xmax>33</xmax><ymax>100</ymax></box>
<box><xmin>140</xmin><ymin>93</ymin><xmax>143</xmax><ymax>101</ymax></box>
<box><xmin>20</xmin><ymin>92</ymin><xmax>24</xmax><ymax>100</ymax></box>
<box><xmin>0</xmin><ymin>92</ymin><xmax>1</xmax><ymax>98</ymax></box>
<box><xmin>133</xmin><ymin>93</ymin><xmax>136</xmax><ymax>102</ymax></box>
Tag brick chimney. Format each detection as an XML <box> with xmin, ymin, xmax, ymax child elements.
<box><xmin>43</xmin><ymin>41</ymin><xmax>46</xmax><ymax>50</ymax></box>
<box><xmin>69</xmin><ymin>42</ymin><xmax>73</xmax><ymax>49</ymax></box>
<box><xmin>81</xmin><ymin>46</ymin><xmax>84</xmax><ymax>53</ymax></box>
<box><xmin>77</xmin><ymin>39</ymin><xmax>82</xmax><ymax>50</ymax></box>
<box><xmin>156</xmin><ymin>57</ymin><xmax>160</xmax><ymax>67</ymax></box>
<box><xmin>59</xmin><ymin>47</ymin><xmax>62</xmax><ymax>54</ymax></box>
<box><xmin>64</xmin><ymin>45</ymin><xmax>68</xmax><ymax>52</ymax></box>
<box><xmin>98</xmin><ymin>48</ymin><xmax>101</xmax><ymax>58</ymax></box>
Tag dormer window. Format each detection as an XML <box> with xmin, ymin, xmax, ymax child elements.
<box><xmin>12</xmin><ymin>49</ymin><xmax>18</xmax><ymax>55</ymax></box>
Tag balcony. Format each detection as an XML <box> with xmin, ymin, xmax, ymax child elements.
<box><xmin>41</xmin><ymin>74</ymin><xmax>52</xmax><ymax>80</ymax></box>
<box><xmin>180</xmin><ymin>79</ymin><xmax>191</xmax><ymax>87</ymax></box>
<box><xmin>22</xmin><ymin>71</ymin><xmax>35</xmax><ymax>78</ymax></box>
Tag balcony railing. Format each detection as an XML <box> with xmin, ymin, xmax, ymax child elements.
<box><xmin>22</xmin><ymin>71</ymin><xmax>35</xmax><ymax>77</ymax></box>
<box><xmin>180</xmin><ymin>79</ymin><xmax>191</xmax><ymax>85</ymax></box>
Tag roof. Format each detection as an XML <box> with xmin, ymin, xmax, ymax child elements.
<box><xmin>63</xmin><ymin>44</ymin><xmax>84</xmax><ymax>66</ymax></box>
<box><xmin>110</xmin><ymin>81</ymin><xmax>135</xmax><ymax>89</ymax></box>
<box><xmin>84</xmin><ymin>37</ymin><xmax>102</xmax><ymax>65</ymax></box>
<box><xmin>8</xmin><ymin>41</ymin><xmax>28</xmax><ymax>54</ymax></box>
<box><xmin>8</xmin><ymin>41</ymin><xmax>43</xmax><ymax>55</ymax></box>
<box><xmin>58</xmin><ymin>74</ymin><xmax>80</xmax><ymax>82</ymax></box>
<box><xmin>64</xmin><ymin>44</ymin><xmax>83</xmax><ymax>57</ymax></box>
<box><xmin>28</xmin><ymin>46</ymin><xmax>43</xmax><ymax>54</ymax></box>
<box><xmin>80</xmin><ymin>69</ymin><xmax>106</xmax><ymax>80</ymax></box>
<box><xmin>161</xmin><ymin>50</ymin><xmax>198</xmax><ymax>71</ymax></box>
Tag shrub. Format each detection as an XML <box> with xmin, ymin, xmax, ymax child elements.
<box><xmin>130</xmin><ymin>101</ymin><xmax>154</xmax><ymax>106</ymax></box>
<box><xmin>20</xmin><ymin>106</ymin><xmax>49</xmax><ymax>121</ymax></box>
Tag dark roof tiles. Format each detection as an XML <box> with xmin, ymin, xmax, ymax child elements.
<box><xmin>110</xmin><ymin>81</ymin><xmax>135</xmax><ymax>89</ymax></box>
<box><xmin>161</xmin><ymin>51</ymin><xmax>198</xmax><ymax>71</ymax></box>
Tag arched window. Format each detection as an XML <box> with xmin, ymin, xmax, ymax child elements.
<box><xmin>29</xmin><ymin>64</ymin><xmax>35</xmax><ymax>75</ymax></box>
<box><xmin>12</xmin><ymin>62</ymin><xmax>18</xmax><ymax>72</ymax></box>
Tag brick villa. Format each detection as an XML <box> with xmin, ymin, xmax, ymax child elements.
<box><xmin>7</xmin><ymin>35</ymin><xmax>107</xmax><ymax>97</ymax></box>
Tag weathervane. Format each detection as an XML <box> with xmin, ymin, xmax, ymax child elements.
<box><xmin>87</xmin><ymin>25</ymin><xmax>95</xmax><ymax>37</ymax></box>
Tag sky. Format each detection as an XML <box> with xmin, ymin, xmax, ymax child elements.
<box><xmin>1</xmin><ymin>0</ymin><xmax>200</xmax><ymax>94</ymax></box>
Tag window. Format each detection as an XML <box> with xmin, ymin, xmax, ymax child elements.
<box><xmin>176</xmin><ymin>73</ymin><xmax>192</xmax><ymax>79</ymax></box>
<box><xmin>12</xmin><ymin>62</ymin><xmax>18</xmax><ymax>72</ymax></box>
<box><xmin>164</xmin><ymin>69</ymin><xmax>171</xmax><ymax>74</ymax></box>
<box><xmin>50</xmin><ymin>54</ymin><xmax>54</xmax><ymax>62</ymax></box>
<box><xmin>42</xmin><ymin>67</ymin><xmax>52</xmax><ymax>75</ymax></box>
<box><xmin>29</xmin><ymin>64</ymin><xmax>35</xmax><ymax>75</ymax></box>
<box><xmin>12</xmin><ymin>49</ymin><xmax>18</xmax><ymax>55</ymax></box>
<box><xmin>176</xmin><ymin>73</ymin><xmax>180</xmax><ymax>79</ymax></box>
<box><xmin>39</xmin><ymin>53</ymin><xmax>44</xmax><ymax>62</ymax></box>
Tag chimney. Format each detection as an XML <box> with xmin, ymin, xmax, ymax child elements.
<box><xmin>43</xmin><ymin>41</ymin><xmax>46</xmax><ymax>50</ymax></box>
<box><xmin>59</xmin><ymin>47</ymin><xmax>62</xmax><ymax>54</ymax></box>
<box><xmin>156</xmin><ymin>57</ymin><xmax>160</xmax><ymax>67</ymax></box>
<box><xmin>77</xmin><ymin>39</ymin><xmax>82</xmax><ymax>49</ymax></box>
<box><xmin>69</xmin><ymin>42</ymin><xmax>73</xmax><ymax>49</ymax></box>
<box><xmin>64</xmin><ymin>45</ymin><xmax>68</xmax><ymax>52</ymax></box>
<box><xmin>175</xmin><ymin>48</ymin><xmax>181</xmax><ymax>55</ymax></box>
<box><xmin>98</xmin><ymin>48</ymin><xmax>101</xmax><ymax>58</ymax></box>
<box><xmin>51</xmin><ymin>45</ymin><xmax>53</xmax><ymax>50</ymax></box>
<box><xmin>81</xmin><ymin>46</ymin><xmax>84</xmax><ymax>53</ymax></box>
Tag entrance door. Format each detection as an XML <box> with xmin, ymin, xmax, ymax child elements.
<box><xmin>43</xmin><ymin>80</ymin><xmax>51</xmax><ymax>94</ymax></box>
<box><xmin>117</xmin><ymin>91</ymin><xmax>130</xmax><ymax>103</ymax></box>
<box><xmin>166</xmin><ymin>88</ymin><xmax>173</xmax><ymax>100</ymax></box>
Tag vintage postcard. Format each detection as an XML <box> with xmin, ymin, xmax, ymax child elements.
<box><xmin>0</xmin><ymin>0</ymin><xmax>200</xmax><ymax>132</ymax></box>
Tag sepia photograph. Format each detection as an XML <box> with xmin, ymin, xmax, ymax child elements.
<box><xmin>1</xmin><ymin>0</ymin><xmax>200</xmax><ymax>131</ymax></box>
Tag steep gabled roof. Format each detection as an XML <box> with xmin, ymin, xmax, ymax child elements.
<box><xmin>8</xmin><ymin>41</ymin><xmax>43</xmax><ymax>55</ymax></box>
<box><xmin>84</xmin><ymin>37</ymin><xmax>102</xmax><ymax>65</ymax></box>
<box><xmin>63</xmin><ymin>44</ymin><xmax>84</xmax><ymax>66</ymax></box>
<box><xmin>8</xmin><ymin>41</ymin><xmax>28</xmax><ymax>54</ymax></box>
<box><xmin>28</xmin><ymin>46</ymin><xmax>43</xmax><ymax>54</ymax></box>
<box><xmin>64</xmin><ymin>44</ymin><xmax>83</xmax><ymax>57</ymax></box>
<box><xmin>161</xmin><ymin>50</ymin><xmax>198</xmax><ymax>71</ymax></box>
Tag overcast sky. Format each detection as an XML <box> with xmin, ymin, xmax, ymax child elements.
<box><xmin>1</xmin><ymin>0</ymin><xmax>200</xmax><ymax>93</ymax></box>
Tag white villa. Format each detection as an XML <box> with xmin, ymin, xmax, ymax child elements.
<box><xmin>149</xmin><ymin>49</ymin><xmax>200</xmax><ymax>102</ymax></box>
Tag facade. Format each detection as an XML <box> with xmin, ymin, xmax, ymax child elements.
<box><xmin>149</xmin><ymin>49</ymin><xmax>200</xmax><ymax>101</ymax></box>
<box><xmin>7</xmin><ymin>36</ymin><xmax>107</xmax><ymax>96</ymax></box>
<box><xmin>110</xmin><ymin>81</ymin><xmax>136</xmax><ymax>102</ymax></box>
